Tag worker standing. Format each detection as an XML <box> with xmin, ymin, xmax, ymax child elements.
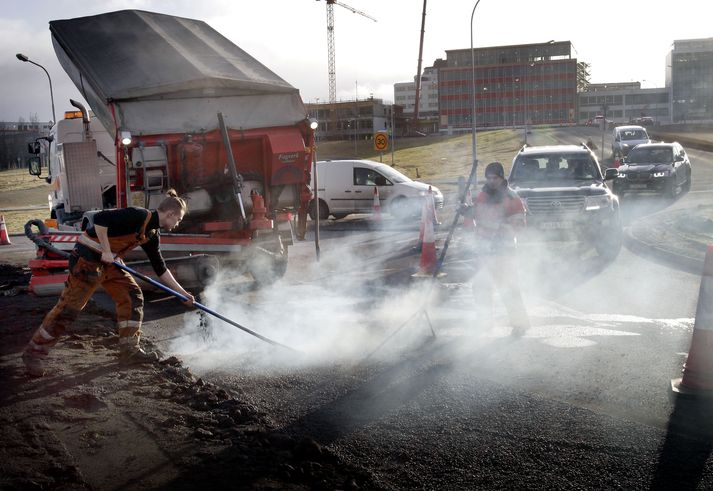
<box><xmin>461</xmin><ymin>162</ymin><xmax>530</xmax><ymax>336</ymax></box>
<box><xmin>22</xmin><ymin>189</ymin><xmax>195</xmax><ymax>377</ymax></box>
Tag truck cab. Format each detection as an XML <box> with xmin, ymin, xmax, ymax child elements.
<box><xmin>30</xmin><ymin>102</ymin><xmax>116</xmax><ymax>226</ymax></box>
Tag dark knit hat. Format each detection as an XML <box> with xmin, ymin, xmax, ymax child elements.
<box><xmin>485</xmin><ymin>161</ymin><xmax>505</xmax><ymax>178</ymax></box>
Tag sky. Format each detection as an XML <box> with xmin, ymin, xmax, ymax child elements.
<box><xmin>1</xmin><ymin>0</ymin><xmax>710</xmax><ymax>122</ymax></box>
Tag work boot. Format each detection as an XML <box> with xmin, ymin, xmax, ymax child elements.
<box><xmin>22</xmin><ymin>350</ymin><xmax>46</xmax><ymax>377</ymax></box>
<box><xmin>119</xmin><ymin>346</ymin><xmax>160</xmax><ymax>365</ymax></box>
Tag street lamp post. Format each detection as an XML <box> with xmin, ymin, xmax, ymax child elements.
<box><xmin>470</xmin><ymin>0</ymin><xmax>482</xmax><ymax>186</ymax></box>
<box><xmin>16</xmin><ymin>53</ymin><xmax>57</xmax><ymax>124</ymax></box>
<box><xmin>309</xmin><ymin>119</ymin><xmax>320</xmax><ymax>261</ymax></box>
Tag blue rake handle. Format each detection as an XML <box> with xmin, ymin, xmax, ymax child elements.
<box><xmin>112</xmin><ymin>261</ymin><xmax>297</xmax><ymax>352</ymax></box>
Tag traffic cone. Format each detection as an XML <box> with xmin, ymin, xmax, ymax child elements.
<box><xmin>372</xmin><ymin>186</ymin><xmax>382</xmax><ymax>221</ymax></box>
<box><xmin>463</xmin><ymin>188</ymin><xmax>476</xmax><ymax>229</ymax></box>
<box><xmin>0</xmin><ymin>215</ymin><xmax>11</xmax><ymax>245</ymax></box>
<box><xmin>412</xmin><ymin>196</ymin><xmax>444</xmax><ymax>278</ymax></box>
<box><xmin>415</xmin><ymin>189</ymin><xmax>432</xmax><ymax>251</ymax></box>
<box><xmin>671</xmin><ymin>245</ymin><xmax>713</xmax><ymax>396</ymax></box>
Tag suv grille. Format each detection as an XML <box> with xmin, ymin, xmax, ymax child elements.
<box><xmin>526</xmin><ymin>196</ymin><xmax>584</xmax><ymax>214</ymax></box>
<box><xmin>627</xmin><ymin>172</ymin><xmax>651</xmax><ymax>181</ymax></box>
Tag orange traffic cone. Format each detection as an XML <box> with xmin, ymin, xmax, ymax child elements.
<box><xmin>372</xmin><ymin>186</ymin><xmax>382</xmax><ymax>221</ymax></box>
<box><xmin>412</xmin><ymin>195</ymin><xmax>444</xmax><ymax>278</ymax></box>
<box><xmin>415</xmin><ymin>188</ymin><xmax>433</xmax><ymax>250</ymax></box>
<box><xmin>0</xmin><ymin>215</ymin><xmax>11</xmax><ymax>245</ymax></box>
<box><xmin>463</xmin><ymin>188</ymin><xmax>475</xmax><ymax>229</ymax></box>
<box><xmin>671</xmin><ymin>245</ymin><xmax>713</xmax><ymax>396</ymax></box>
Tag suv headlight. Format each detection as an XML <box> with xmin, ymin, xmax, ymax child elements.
<box><xmin>585</xmin><ymin>194</ymin><xmax>612</xmax><ymax>211</ymax></box>
<box><xmin>652</xmin><ymin>171</ymin><xmax>667</xmax><ymax>178</ymax></box>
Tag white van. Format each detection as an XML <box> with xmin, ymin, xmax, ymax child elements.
<box><xmin>309</xmin><ymin>159</ymin><xmax>444</xmax><ymax>220</ymax></box>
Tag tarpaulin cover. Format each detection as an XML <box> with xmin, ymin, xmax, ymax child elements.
<box><xmin>50</xmin><ymin>9</ymin><xmax>307</xmax><ymax>135</ymax></box>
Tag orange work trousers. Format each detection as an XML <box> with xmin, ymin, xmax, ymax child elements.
<box><xmin>25</xmin><ymin>252</ymin><xmax>144</xmax><ymax>357</ymax></box>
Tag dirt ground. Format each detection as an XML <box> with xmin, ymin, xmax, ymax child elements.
<box><xmin>0</xmin><ymin>264</ymin><xmax>379</xmax><ymax>490</ymax></box>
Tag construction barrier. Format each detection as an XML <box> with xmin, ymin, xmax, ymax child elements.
<box><xmin>671</xmin><ymin>244</ymin><xmax>713</xmax><ymax>396</ymax></box>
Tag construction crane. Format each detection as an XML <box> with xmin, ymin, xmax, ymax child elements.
<box><xmin>317</xmin><ymin>0</ymin><xmax>376</xmax><ymax>104</ymax></box>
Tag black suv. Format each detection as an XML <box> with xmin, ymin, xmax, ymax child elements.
<box><xmin>509</xmin><ymin>144</ymin><xmax>622</xmax><ymax>260</ymax></box>
<box><xmin>612</xmin><ymin>142</ymin><xmax>692</xmax><ymax>199</ymax></box>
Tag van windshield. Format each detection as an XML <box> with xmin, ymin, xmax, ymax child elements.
<box><xmin>374</xmin><ymin>165</ymin><xmax>411</xmax><ymax>184</ymax></box>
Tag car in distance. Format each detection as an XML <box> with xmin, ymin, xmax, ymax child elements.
<box><xmin>612</xmin><ymin>142</ymin><xmax>692</xmax><ymax>198</ymax></box>
<box><xmin>309</xmin><ymin>159</ymin><xmax>444</xmax><ymax>220</ymax></box>
<box><xmin>509</xmin><ymin>143</ymin><xmax>622</xmax><ymax>260</ymax></box>
<box><xmin>611</xmin><ymin>125</ymin><xmax>651</xmax><ymax>157</ymax></box>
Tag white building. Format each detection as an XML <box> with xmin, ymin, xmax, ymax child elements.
<box><xmin>393</xmin><ymin>66</ymin><xmax>439</xmax><ymax>118</ymax></box>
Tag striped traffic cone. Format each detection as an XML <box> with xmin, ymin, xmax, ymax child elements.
<box><xmin>0</xmin><ymin>215</ymin><xmax>11</xmax><ymax>245</ymax></box>
<box><xmin>671</xmin><ymin>245</ymin><xmax>713</xmax><ymax>396</ymax></box>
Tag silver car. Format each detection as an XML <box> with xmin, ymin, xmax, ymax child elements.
<box><xmin>612</xmin><ymin>125</ymin><xmax>651</xmax><ymax>157</ymax></box>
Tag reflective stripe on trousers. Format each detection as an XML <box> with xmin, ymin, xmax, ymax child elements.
<box><xmin>26</xmin><ymin>254</ymin><xmax>145</xmax><ymax>355</ymax></box>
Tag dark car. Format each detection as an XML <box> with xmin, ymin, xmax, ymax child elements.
<box><xmin>612</xmin><ymin>142</ymin><xmax>692</xmax><ymax>198</ymax></box>
<box><xmin>509</xmin><ymin>144</ymin><xmax>622</xmax><ymax>260</ymax></box>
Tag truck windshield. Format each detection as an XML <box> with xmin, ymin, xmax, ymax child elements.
<box><xmin>511</xmin><ymin>154</ymin><xmax>602</xmax><ymax>182</ymax></box>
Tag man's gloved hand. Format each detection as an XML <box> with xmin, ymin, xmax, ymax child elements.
<box><xmin>458</xmin><ymin>203</ymin><xmax>474</xmax><ymax>217</ymax></box>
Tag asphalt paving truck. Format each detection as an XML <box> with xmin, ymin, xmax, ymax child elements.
<box><xmin>25</xmin><ymin>10</ymin><xmax>314</xmax><ymax>295</ymax></box>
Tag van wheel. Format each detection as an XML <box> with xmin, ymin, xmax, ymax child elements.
<box><xmin>389</xmin><ymin>196</ymin><xmax>412</xmax><ymax>220</ymax></box>
<box><xmin>308</xmin><ymin>199</ymin><xmax>330</xmax><ymax>221</ymax></box>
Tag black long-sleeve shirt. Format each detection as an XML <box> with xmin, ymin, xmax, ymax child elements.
<box><xmin>87</xmin><ymin>207</ymin><xmax>167</xmax><ymax>276</ymax></box>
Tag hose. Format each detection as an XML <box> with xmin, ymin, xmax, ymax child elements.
<box><xmin>24</xmin><ymin>220</ymin><xmax>70</xmax><ymax>259</ymax></box>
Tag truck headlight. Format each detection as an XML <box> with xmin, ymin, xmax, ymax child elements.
<box><xmin>585</xmin><ymin>195</ymin><xmax>612</xmax><ymax>211</ymax></box>
<box><xmin>653</xmin><ymin>171</ymin><xmax>667</xmax><ymax>178</ymax></box>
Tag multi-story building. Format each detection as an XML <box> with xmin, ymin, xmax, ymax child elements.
<box><xmin>437</xmin><ymin>41</ymin><xmax>578</xmax><ymax>132</ymax></box>
<box><xmin>667</xmin><ymin>37</ymin><xmax>713</xmax><ymax>123</ymax></box>
<box><xmin>579</xmin><ymin>83</ymin><xmax>671</xmax><ymax>124</ymax></box>
<box><xmin>394</xmin><ymin>66</ymin><xmax>439</xmax><ymax>117</ymax></box>
<box><xmin>305</xmin><ymin>98</ymin><xmax>403</xmax><ymax>141</ymax></box>
<box><xmin>394</xmin><ymin>66</ymin><xmax>440</xmax><ymax>134</ymax></box>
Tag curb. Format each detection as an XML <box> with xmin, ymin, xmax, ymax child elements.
<box><xmin>624</xmin><ymin>225</ymin><xmax>704</xmax><ymax>275</ymax></box>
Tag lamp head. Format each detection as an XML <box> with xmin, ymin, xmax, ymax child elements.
<box><xmin>309</xmin><ymin>118</ymin><xmax>318</xmax><ymax>130</ymax></box>
<box><xmin>120</xmin><ymin>130</ymin><xmax>132</xmax><ymax>146</ymax></box>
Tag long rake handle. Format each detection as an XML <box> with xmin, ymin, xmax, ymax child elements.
<box><xmin>113</xmin><ymin>262</ymin><xmax>297</xmax><ymax>352</ymax></box>
<box><xmin>434</xmin><ymin>161</ymin><xmax>479</xmax><ymax>276</ymax></box>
